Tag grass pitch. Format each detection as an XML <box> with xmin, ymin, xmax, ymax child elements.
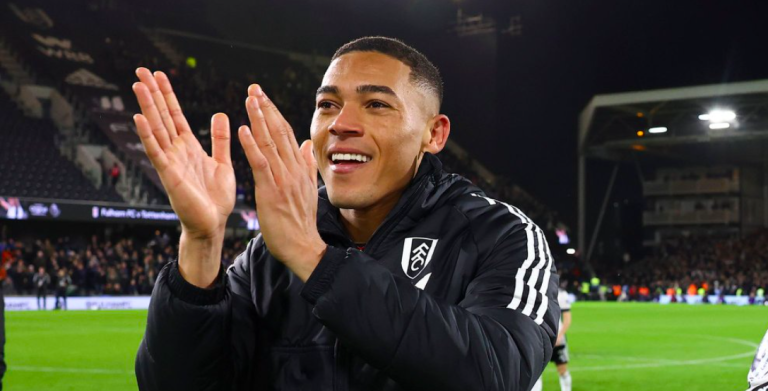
<box><xmin>6</xmin><ymin>302</ymin><xmax>767</xmax><ymax>390</ymax></box>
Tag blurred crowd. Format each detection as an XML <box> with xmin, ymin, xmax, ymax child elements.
<box><xmin>570</xmin><ymin>230</ymin><xmax>768</xmax><ymax>304</ymax></box>
<box><xmin>1</xmin><ymin>231</ymin><xmax>246</xmax><ymax>298</ymax></box>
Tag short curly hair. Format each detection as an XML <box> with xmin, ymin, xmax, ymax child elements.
<box><xmin>332</xmin><ymin>36</ymin><xmax>444</xmax><ymax>107</ymax></box>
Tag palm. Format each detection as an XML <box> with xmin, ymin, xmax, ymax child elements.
<box><xmin>132</xmin><ymin>68</ymin><xmax>235</xmax><ymax>238</ymax></box>
<box><xmin>160</xmin><ymin>134</ymin><xmax>235</xmax><ymax>236</ymax></box>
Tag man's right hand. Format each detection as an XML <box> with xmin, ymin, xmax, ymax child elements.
<box><xmin>132</xmin><ymin>68</ymin><xmax>236</xmax><ymax>288</ymax></box>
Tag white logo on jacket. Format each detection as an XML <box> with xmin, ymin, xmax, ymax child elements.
<box><xmin>401</xmin><ymin>237</ymin><xmax>438</xmax><ymax>281</ymax></box>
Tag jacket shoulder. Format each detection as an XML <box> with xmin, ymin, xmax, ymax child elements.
<box><xmin>452</xmin><ymin>193</ymin><xmax>541</xmax><ymax>250</ymax></box>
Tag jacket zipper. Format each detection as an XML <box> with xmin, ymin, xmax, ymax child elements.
<box><xmin>334</xmin><ymin>339</ymin><xmax>349</xmax><ymax>391</ymax></box>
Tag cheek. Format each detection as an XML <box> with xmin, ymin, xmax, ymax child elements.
<box><xmin>310</xmin><ymin>119</ymin><xmax>329</xmax><ymax>159</ymax></box>
<box><xmin>377</xmin><ymin>129</ymin><xmax>422</xmax><ymax>172</ymax></box>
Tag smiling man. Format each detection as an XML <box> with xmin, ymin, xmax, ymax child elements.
<box><xmin>132</xmin><ymin>37</ymin><xmax>559</xmax><ymax>391</ymax></box>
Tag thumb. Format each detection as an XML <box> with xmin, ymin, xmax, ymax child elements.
<box><xmin>300</xmin><ymin>140</ymin><xmax>318</xmax><ymax>187</ymax></box>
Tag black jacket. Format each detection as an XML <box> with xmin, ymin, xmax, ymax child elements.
<box><xmin>135</xmin><ymin>153</ymin><xmax>560</xmax><ymax>391</ymax></box>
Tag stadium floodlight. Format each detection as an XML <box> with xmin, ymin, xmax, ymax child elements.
<box><xmin>648</xmin><ymin>127</ymin><xmax>668</xmax><ymax>134</ymax></box>
<box><xmin>709</xmin><ymin>122</ymin><xmax>730</xmax><ymax>129</ymax></box>
<box><xmin>566</xmin><ymin>248</ymin><xmax>576</xmax><ymax>255</ymax></box>
<box><xmin>698</xmin><ymin>110</ymin><xmax>736</xmax><ymax>122</ymax></box>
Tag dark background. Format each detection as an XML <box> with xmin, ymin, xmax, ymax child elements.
<box><xmin>127</xmin><ymin>0</ymin><xmax>768</xmax><ymax>231</ymax></box>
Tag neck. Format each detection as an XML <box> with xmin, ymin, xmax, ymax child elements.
<box><xmin>339</xmin><ymin>189</ymin><xmax>404</xmax><ymax>244</ymax></box>
<box><xmin>339</xmin><ymin>153</ymin><xmax>428</xmax><ymax>244</ymax></box>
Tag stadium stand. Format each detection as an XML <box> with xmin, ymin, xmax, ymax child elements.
<box><xmin>0</xmin><ymin>90</ymin><xmax>122</xmax><ymax>201</ymax></box>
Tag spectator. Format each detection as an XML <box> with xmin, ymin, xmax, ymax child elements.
<box><xmin>55</xmin><ymin>268</ymin><xmax>71</xmax><ymax>310</ymax></box>
<box><xmin>8</xmin><ymin>261</ymin><xmax>27</xmax><ymax>295</ymax></box>
<box><xmin>109</xmin><ymin>163</ymin><xmax>121</xmax><ymax>187</ymax></box>
<box><xmin>33</xmin><ymin>267</ymin><xmax>51</xmax><ymax>310</ymax></box>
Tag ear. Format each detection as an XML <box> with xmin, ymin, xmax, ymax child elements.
<box><xmin>422</xmin><ymin>114</ymin><xmax>450</xmax><ymax>154</ymax></box>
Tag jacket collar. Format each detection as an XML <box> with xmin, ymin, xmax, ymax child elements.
<box><xmin>316</xmin><ymin>153</ymin><xmax>480</xmax><ymax>253</ymax></box>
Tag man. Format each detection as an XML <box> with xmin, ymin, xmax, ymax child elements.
<box><xmin>531</xmin><ymin>281</ymin><xmax>572</xmax><ymax>391</ymax></box>
<box><xmin>0</xmin><ymin>241</ymin><xmax>7</xmax><ymax>389</ymax></box>
<box><xmin>748</xmin><ymin>328</ymin><xmax>768</xmax><ymax>391</ymax></box>
<box><xmin>32</xmin><ymin>266</ymin><xmax>50</xmax><ymax>310</ymax></box>
<box><xmin>110</xmin><ymin>162</ymin><xmax>121</xmax><ymax>187</ymax></box>
<box><xmin>54</xmin><ymin>268</ymin><xmax>71</xmax><ymax>310</ymax></box>
<box><xmin>132</xmin><ymin>36</ymin><xmax>559</xmax><ymax>391</ymax></box>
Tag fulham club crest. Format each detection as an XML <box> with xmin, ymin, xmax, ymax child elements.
<box><xmin>401</xmin><ymin>237</ymin><xmax>438</xmax><ymax>279</ymax></box>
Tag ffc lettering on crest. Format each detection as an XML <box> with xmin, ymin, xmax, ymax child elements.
<box><xmin>401</xmin><ymin>237</ymin><xmax>438</xmax><ymax>280</ymax></box>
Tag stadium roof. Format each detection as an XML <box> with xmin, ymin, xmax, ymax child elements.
<box><xmin>579</xmin><ymin>79</ymin><xmax>768</xmax><ymax>165</ymax></box>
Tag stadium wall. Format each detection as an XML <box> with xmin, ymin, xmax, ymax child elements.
<box><xmin>6</xmin><ymin>296</ymin><xmax>151</xmax><ymax>311</ymax></box>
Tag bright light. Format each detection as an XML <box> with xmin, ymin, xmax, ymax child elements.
<box><xmin>566</xmin><ymin>248</ymin><xmax>576</xmax><ymax>255</ymax></box>
<box><xmin>699</xmin><ymin>110</ymin><xmax>736</xmax><ymax>122</ymax></box>
<box><xmin>709</xmin><ymin>122</ymin><xmax>730</xmax><ymax>129</ymax></box>
<box><xmin>636</xmin><ymin>130</ymin><xmax>645</xmax><ymax>137</ymax></box>
<box><xmin>648</xmin><ymin>127</ymin><xmax>668</xmax><ymax>134</ymax></box>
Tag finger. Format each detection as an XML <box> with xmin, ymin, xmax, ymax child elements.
<box><xmin>154</xmin><ymin>71</ymin><xmax>192</xmax><ymax>136</ymax></box>
<box><xmin>237</xmin><ymin>125</ymin><xmax>275</xmax><ymax>186</ymax></box>
<box><xmin>134</xmin><ymin>114</ymin><xmax>169</xmax><ymax>171</ymax></box>
<box><xmin>136</xmin><ymin>68</ymin><xmax>178</xmax><ymax>140</ymax></box>
<box><xmin>143</xmin><ymin>70</ymin><xmax>203</xmax><ymax>156</ymax></box>
<box><xmin>245</xmin><ymin>96</ymin><xmax>286</xmax><ymax>180</ymax></box>
<box><xmin>300</xmin><ymin>140</ymin><xmax>318</xmax><ymax>189</ymax></box>
<box><xmin>211</xmin><ymin>113</ymin><xmax>232</xmax><ymax>166</ymax></box>
<box><xmin>249</xmin><ymin>85</ymin><xmax>303</xmax><ymax>167</ymax></box>
<box><xmin>132</xmin><ymin>81</ymin><xmax>172</xmax><ymax>150</ymax></box>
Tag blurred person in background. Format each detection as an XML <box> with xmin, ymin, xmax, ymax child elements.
<box><xmin>54</xmin><ymin>268</ymin><xmax>71</xmax><ymax>310</ymax></box>
<box><xmin>532</xmin><ymin>279</ymin><xmax>573</xmax><ymax>391</ymax></box>
<box><xmin>0</xmin><ymin>243</ymin><xmax>5</xmax><ymax>390</ymax></box>
<box><xmin>24</xmin><ymin>265</ymin><xmax>35</xmax><ymax>295</ymax></box>
<box><xmin>33</xmin><ymin>266</ymin><xmax>50</xmax><ymax>310</ymax></box>
<box><xmin>8</xmin><ymin>261</ymin><xmax>27</xmax><ymax>295</ymax></box>
<box><xmin>748</xmin><ymin>329</ymin><xmax>768</xmax><ymax>391</ymax></box>
<box><xmin>109</xmin><ymin>162</ymin><xmax>121</xmax><ymax>187</ymax></box>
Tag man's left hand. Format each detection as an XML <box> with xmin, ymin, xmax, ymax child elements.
<box><xmin>238</xmin><ymin>84</ymin><xmax>326</xmax><ymax>282</ymax></box>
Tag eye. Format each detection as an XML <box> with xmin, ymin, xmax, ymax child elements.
<box><xmin>367</xmin><ymin>101</ymin><xmax>389</xmax><ymax>109</ymax></box>
<box><xmin>317</xmin><ymin>101</ymin><xmax>335</xmax><ymax>110</ymax></box>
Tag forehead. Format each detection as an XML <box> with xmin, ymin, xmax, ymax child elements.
<box><xmin>322</xmin><ymin>51</ymin><xmax>412</xmax><ymax>92</ymax></box>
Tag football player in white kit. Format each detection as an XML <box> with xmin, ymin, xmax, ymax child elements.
<box><xmin>748</xmin><ymin>328</ymin><xmax>768</xmax><ymax>391</ymax></box>
<box><xmin>532</xmin><ymin>282</ymin><xmax>572</xmax><ymax>391</ymax></box>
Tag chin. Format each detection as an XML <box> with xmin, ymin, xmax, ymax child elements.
<box><xmin>326</xmin><ymin>185</ymin><xmax>372</xmax><ymax>210</ymax></box>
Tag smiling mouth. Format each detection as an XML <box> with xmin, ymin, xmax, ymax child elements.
<box><xmin>330</xmin><ymin>153</ymin><xmax>372</xmax><ymax>164</ymax></box>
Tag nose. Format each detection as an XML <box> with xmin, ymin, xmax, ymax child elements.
<box><xmin>329</xmin><ymin>106</ymin><xmax>363</xmax><ymax>137</ymax></box>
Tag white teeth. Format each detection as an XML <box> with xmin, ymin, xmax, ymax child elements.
<box><xmin>331</xmin><ymin>153</ymin><xmax>371</xmax><ymax>163</ymax></box>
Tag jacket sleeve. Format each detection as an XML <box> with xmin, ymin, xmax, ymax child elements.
<box><xmin>301</xmin><ymin>221</ymin><xmax>559</xmax><ymax>391</ymax></box>
<box><xmin>135</xmin><ymin>239</ymin><xmax>260</xmax><ymax>391</ymax></box>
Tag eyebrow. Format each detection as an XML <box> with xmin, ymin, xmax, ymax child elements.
<box><xmin>316</xmin><ymin>85</ymin><xmax>339</xmax><ymax>96</ymax></box>
<box><xmin>316</xmin><ymin>84</ymin><xmax>399</xmax><ymax>99</ymax></box>
<box><xmin>356</xmin><ymin>84</ymin><xmax>397</xmax><ymax>97</ymax></box>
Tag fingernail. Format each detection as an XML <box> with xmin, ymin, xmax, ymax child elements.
<box><xmin>255</xmin><ymin>84</ymin><xmax>263</xmax><ymax>97</ymax></box>
<box><xmin>249</xmin><ymin>97</ymin><xmax>259</xmax><ymax>109</ymax></box>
